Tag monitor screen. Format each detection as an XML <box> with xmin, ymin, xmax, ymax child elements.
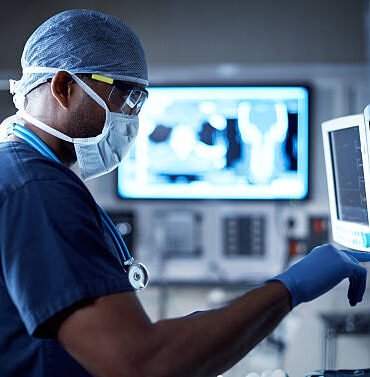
<box><xmin>117</xmin><ymin>86</ymin><xmax>309</xmax><ymax>200</ymax></box>
<box><xmin>329</xmin><ymin>126</ymin><xmax>369</xmax><ymax>225</ymax></box>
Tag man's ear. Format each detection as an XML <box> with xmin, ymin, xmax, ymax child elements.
<box><xmin>50</xmin><ymin>71</ymin><xmax>75</xmax><ymax>109</ymax></box>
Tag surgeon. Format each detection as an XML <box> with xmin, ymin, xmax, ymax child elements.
<box><xmin>0</xmin><ymin>9</ymin><xmax>369</xmax><ymax>377</ymax></box>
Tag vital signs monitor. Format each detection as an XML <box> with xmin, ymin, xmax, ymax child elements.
<box><xmin>322</xmin><ymin>109</ymin><xmax>370</xmax><ymax>251</ymax></box>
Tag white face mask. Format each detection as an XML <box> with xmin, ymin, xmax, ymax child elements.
<box><xmin>15</xmin><ymin>72</ymin><xmax>139</xmax><ymax>180</ymax></box>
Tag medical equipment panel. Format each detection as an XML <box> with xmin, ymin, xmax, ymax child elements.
<box><xmin>140</xmin><ymin>206</ymin><xmax>284</xmax><ymax>284</ymax></box>
<box><xmin>117</xmin><ymin>85</ymin><xmax>309</xmax><ymax>200</ymax></box>
<box><xmin>322</xmin><ymin>114</ymin><xmax>370</xmax><ymax>251</ymax></box>
<box><xmin>153</xmin><ymin>210</ymin><xmax>202</xmax><ymax>257</ymax></box>
<box><xmin>223</xmin><ymin>215</ymin><xmax>265</xmax><ymax>256</ymax></box>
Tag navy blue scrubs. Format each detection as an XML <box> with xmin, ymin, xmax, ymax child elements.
<box><xmin>0</xmin><ymin>141</ymin><xmax>133</xmax><ymax>376</ymax></box>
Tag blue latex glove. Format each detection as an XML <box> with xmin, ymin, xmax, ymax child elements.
<box><xmin>270</xmin><ymin>244</ymin><xmax>370</xmax><ymax>308</ymax></box>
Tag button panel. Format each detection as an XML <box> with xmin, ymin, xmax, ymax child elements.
<box><xmin>335</xmin><ymin>226</ymin><xmax>370</xmax><ymax>249</ymax></box>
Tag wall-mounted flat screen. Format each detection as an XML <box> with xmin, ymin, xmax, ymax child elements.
<box><xmin>117</xmin><ymin>85</ymin><xmax>309</xmax><ymax>200</ymax></box>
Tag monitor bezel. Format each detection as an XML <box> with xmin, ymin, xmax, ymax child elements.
<box><xmin>116</xmin><ymin>83</ymin><xmax>311</xmax><ymax>202</ymax></box>
<box><xmin>322</xmin><ymin>114</ymin><xmax>370</xmax><ymax>250</ymax></box>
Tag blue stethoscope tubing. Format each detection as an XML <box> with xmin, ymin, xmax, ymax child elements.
<box><xmin>8</xmin><ymin>123</ymin><xmax>148</xmax><ymax>291</ymax></box>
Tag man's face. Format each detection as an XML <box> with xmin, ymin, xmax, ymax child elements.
<box><xmin>33</xmin><ymin>72</ymin><xmax>147</xmax><ymax>165</ymax></box>
<box><xmin>65</xmin><ymin>76</ymin><xmax>145</xmax><ymax>140</ymax></box>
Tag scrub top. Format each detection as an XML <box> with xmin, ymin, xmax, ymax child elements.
<box><xmin>0</xmin><ymin>140</ymin><xmax>133</xmax><ymax>376</ymax></box>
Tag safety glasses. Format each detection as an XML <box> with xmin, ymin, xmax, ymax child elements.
<box><xmin>91</xmin><ymin>74</ymin><xmax>148</xmax><ymax>115</ymax></box>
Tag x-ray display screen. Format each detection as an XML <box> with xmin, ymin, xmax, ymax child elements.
<box><xmin>118</xmin><ymin>86</ymin><xmax>309</xmax><ymax>199</ymax></box>
<box><xmin>329</xmin><ymin>127</ymin><xmax>369</xmax><ymax>225</ymax></box>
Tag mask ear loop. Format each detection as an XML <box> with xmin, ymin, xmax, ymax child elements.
<box><xmin>70</xmin><ymin>74</ymin><xmax>109</xmax><ymax>112</ymax></box>
<box><xmin>69</xmin><ymin>73</ymin><xmax>113</xmax><ymax>137</ymax></box>
<box><xmin>14</xmin><ymin>71</ymin><xmax>113</xmax><ymax>145</ymax></box>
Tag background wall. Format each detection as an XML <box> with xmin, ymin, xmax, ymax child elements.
<box><xmin>0</xmin><ymin>0</ymin><xmax>368</xmax><ymax>72</ymax></box>
<box><xmin>1</xmin><ymin>1</ymin><xmax>370</xmax><ymax>376</ymax></box>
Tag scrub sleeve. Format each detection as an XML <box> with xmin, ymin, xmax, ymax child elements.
<box><xmin>0</xmin><ymin>176</ymin><xmax>133</xmax><ymax>336</ymax></box>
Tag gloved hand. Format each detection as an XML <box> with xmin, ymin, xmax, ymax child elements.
<box><xmin>270</xmin><ymin>244</ymin><xmax>370</xmax><ymax>308</ymax></box>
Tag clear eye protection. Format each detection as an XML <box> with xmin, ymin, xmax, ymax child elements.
<box><xmin>90</xmin><ymin>74</ymin><xmax>148</xmax><ymax>116</ymax></box>
<box><xmin>108</xmin><ymin>84</ymin><xmax>148</xmax><ymax>116</ymax></box>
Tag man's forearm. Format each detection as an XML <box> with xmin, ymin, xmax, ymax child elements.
<box><xmin>57</xmin><ymin>245</ymin><xmax>368</xmax><ymax>377</ymax></box>
<box><xmin>141</xmin><ymin>281</ymin><xmax>291</xmax><ymax>377</ymax></box>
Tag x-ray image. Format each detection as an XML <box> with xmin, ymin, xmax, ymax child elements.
<box><xmin>118</xmin><ymin>86</ymin><xmax>308</xmax><ymax>200</ymax></box>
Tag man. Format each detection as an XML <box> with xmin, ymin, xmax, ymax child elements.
<box><xmin>0</xmin><ymin>9</ymin><xmax>369</xmax><ymax>377</ymax></box>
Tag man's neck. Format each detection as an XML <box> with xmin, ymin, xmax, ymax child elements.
<box><xmin>21</xmin><ymin>121</ymin><xmax>76</xmax><ymax>167</ymax></box>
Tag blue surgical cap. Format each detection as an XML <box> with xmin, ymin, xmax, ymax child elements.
<box><xmin>11</xmin><ymin>9</ymin><xmax>148</xmax><ymax>98</ymax></box>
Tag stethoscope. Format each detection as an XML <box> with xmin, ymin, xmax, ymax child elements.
<box><xmin>7</xmin><ymin>123</ymin><xmax>149</xmax><ymax>291</ymax></box>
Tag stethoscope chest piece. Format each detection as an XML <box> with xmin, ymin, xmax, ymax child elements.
<box><xmin>128</xmin><ymin>263</ymin><xmax>149</xmax><ymax>291</ymax></box>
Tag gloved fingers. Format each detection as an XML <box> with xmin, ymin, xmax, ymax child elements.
<box><xmin>348</xmin><ymin>264</ymin><xmax>367</xmax><ymax>306</ymax></box>
<box><xmin>348</xmin><ymin>274</ymin><xmax>360</xmax><ymax>306</ymax></box>
<box><xmin>342</xmin><ymin>249</ymin><xmax>370</xmax><ymax>262</ymax></box>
